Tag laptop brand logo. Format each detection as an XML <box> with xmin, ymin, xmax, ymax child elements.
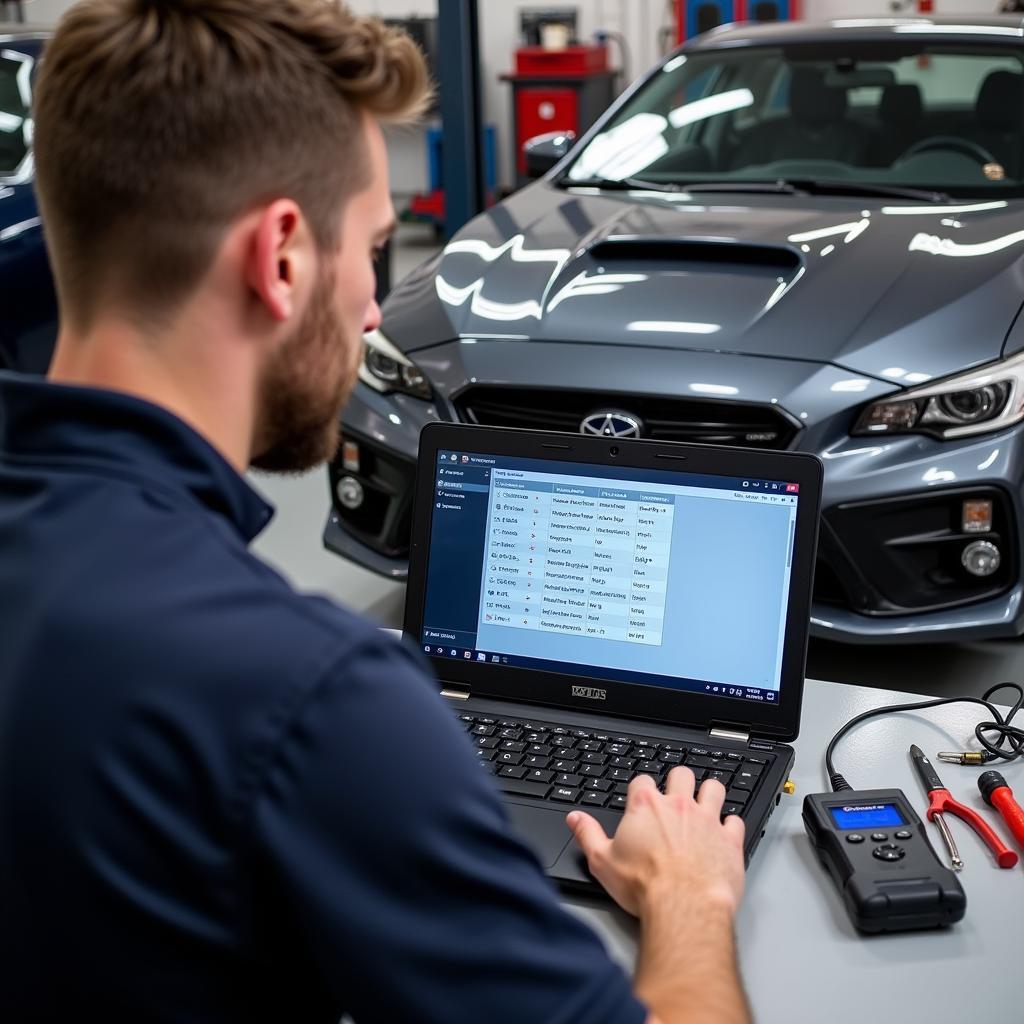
<box><xmin>572</xmin><ymin>685</ymin><xmax>607</xmax><ymax>701</ymax></box>
<box><xmin>579</xmin><ymin>411</ymin><xmax>642</xmax><ymax>439</ymax></box>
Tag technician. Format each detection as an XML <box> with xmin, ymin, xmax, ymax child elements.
<box><xmin>0</xmin><ymin>2</ymin><xmax>749</xmax><ymax>1022</ymax></box>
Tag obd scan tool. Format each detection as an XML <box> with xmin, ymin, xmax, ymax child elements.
<box><xmin>803</xmin><ymin>789</ymin><xmax>966</xmax><ymax>933</ymax></box>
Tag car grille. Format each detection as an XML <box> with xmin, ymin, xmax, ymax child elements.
<box><xmin>453</xmin><ymin>386</ymin><xmax>798</xmax><ymax>449</ymax></box>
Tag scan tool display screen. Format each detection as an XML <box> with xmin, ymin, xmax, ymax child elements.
<box><xmin>829</xmin><ymin>804</ymin><xmax>906</xmax><ymax>831</ymax></box>
<box><xmin>419</xmin><ymin>450</ymin><xmax>801</xmax><ymax>704</ymax></box>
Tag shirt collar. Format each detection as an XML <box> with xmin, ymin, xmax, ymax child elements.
<box><xmin>0</xmin><ymin>372</ymin><xmax>274</xmax><ymax>542</ymax></box>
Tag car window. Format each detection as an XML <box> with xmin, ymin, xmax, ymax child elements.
<box><xmin>0</xmin><ymin>47</ymin><xmax>34</xmax><ymax>180</ymax></box>
<box><xmin>566</xmin><ymin>40</ymin><xmax>1024</xmax><ymax>196</ymax></box>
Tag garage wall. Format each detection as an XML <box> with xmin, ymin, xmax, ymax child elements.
<box><xmin>19</xmin><ymin>0</ymin><xmax>1008</xmax><ymax>193</ymax></box>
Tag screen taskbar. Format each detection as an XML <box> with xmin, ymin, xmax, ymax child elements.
<box><xmin>419</xmin><ymin>630</ymin><xmax>780</xmax><ymax>704</ymax></box>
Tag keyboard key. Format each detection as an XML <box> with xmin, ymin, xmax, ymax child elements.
<box><xmin>611</xmin><ymin>756</ymin><xmax>637</xmax><ymax>770</ymax></box>
<box><xmin>527</xmin><ymin>744</ymin><xmax>553</xmax><ymax>756</ymax></box>
<box><xmin>580</xmin><ymin>764</ymin><xmax>607</xmax><ymax>778</ymax></box>
<box><xmin>606</xmin><ymin>744</ymin><xmax>632</xmax><ymax>756</ymax></box>
<box><xmin>555</xmin><ymin>773</ymin><xmax>583</xmax><ymax>787</ymax></box>
<box><xmin>722</xmin><ymin>803</ymin><xmax>744</xmax><ymax>817</ymax></box>
<box><xmin>498</xmin><ymin>765</ymin><xmax>528</xmax><ymax>779</ymax></box>
<box><xmin>499</xmin><ymin>728</ymin><xmax>522</xmax><ymax>740</ymax></box>
<box><xmin>584</xmin><ymin>778</ymin><xmax>613</xmax><ymax>792</ymax></box>
<box><xmin>733</xmin><ymin>772</ymin><xmax>758</xmax><ymax>790</ymax></box>
<box><xmin>608</xmin><ymin>768</ymin><xmax>632</xmax><ymax>783</ymax></box>
<box><xmin>705</xmin><ymin>770</ymin><xmax>734</xmax><ymax>786</ymax></box>
<box><xmin>459</xmin><ymin>714</ymin><xmax>475</xmax><ymax>723</ymax></box>
<box><xmin>476</xmin><ymin>737</ymin><xmax>499</xmax><ymax>749</ymax></box>
<box><xmin>550</xmin><ymin>786</ymin><xmax>581</xmax><ymax>803</ymax></box>
<box><xmin>578</xmin><ymin>740</ymin><xmax>603</xmax><ymax>752</ymax></box>
<box><xmin>637</xmin><ymin>759</ymin><xmax>661</xmax><ymax>773</ymax></box>
<box><xmin>472</xmin><ymin>725</ymin><xmax>496</xmax><ymax>737</ymax></box>
<box><xmin>725</xmin><ymin>752</ymin><xmax>744</xmax><ymax>762</ymax></box>
<box><xmin>739</xmin><ymin>763</ymin><xmax>763</xmax><ymax>778</ymax></box>
<box><xmin>582</xmin><ymin>792</ymin><xmax>609</xmax><ymax>807</ymax></box>
<box><xmin>552</xmin><ymin>736</ymin><xmax>576</xmax><ymax>748</ymax></box>
<box><xmin>746</xmin><ymin>755</ymin><xmax>770</xmax><ymax>765</ymax></box>
<box><xmin>660</xmin><ymin>743</ymin><xmax>685</xmax><ymax>753</ymax></box>
<box><xmin>572</xmin><ymin>729</ymin><xmax>593</xmax><ymax>739</ymax></box>
<box><xmin>690</xmin><ymin>746</ymin><xmax>711</xmax><ymax>757</ymax></box>
<box><xmin>497</xmin><ymin>752</ymin><xmax>524</xmax><ymax>766</ymax></box>
<box><xmin>498</xmin><ymin>778</ymin><xmax>553</xmax><ymax>799</ymax></box>
<box><xmin>527</xmin><ymin>769</ymin><xmax>554</xmax><ymax>784</ymax></box>
<box><xmin>725</xmin><ymin>787</ymin><xmax>750</xmax><ymax>805</ymax></box>
<box><xmin>613</xmin><ymin>782</ymin><xmax>629</xmax><ymax>795</ymax></box>
<box><xmin>477</xmin><ymin>718</ymin><xmax>496</xmax><ymax>725</ymax></box>
<box><xmin>659</xmin><ymin>752</ymin><xmax>682</xmax><ymax>765</ymax></box>
<box><xmin>476</xmin><ymin>748</ymin><xmax>497</xmax><ymax>762</ymax></box>
<box><xmin>525</xmin><ymin>732</ymin><xmax>551</xmax><ymax>744</ymax></box>
<box><xmin>582</xmin><ymin>752</ymin><xmax>608</xmax><ymax>765</ymax></box>
<box><xmin>524</xmin><ymin>755</ymin><xmax>551</xmax><ymax>769</ymax></box>
<box><xmin>609</xmin><ymin>794</ymin><xmax>628</xmax><ymax>810</ymax></box>
<box><xmin>687</xmin><ymin>755</ymin><xmax>717</xmax><ymax>769</ymax></box>
<box><xmin>499</xmin><ymin>741</ymin><xmax>526</xmax><ymax>753</ymax></box>
<box><xmin>551</xmin><ymin>759</ymin><xmax>579</xmax><ymax>773</ymax></box>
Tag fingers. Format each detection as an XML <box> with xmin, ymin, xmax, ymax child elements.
<box><xmin>566</xmin><ymin>810</ymin><xmax>611</xmax><ymax>862</ymax></box>
<box><xmin>722</xmin><ymin>810</ymin><xmax>746</xmax><ymax>843</ymax></box>
<box><xmin>664</xmin><ymin>764</ymin><xmax>696</xmax><ymax>799</ymax></box>
<box><xmin>696</xmin><ymin>776</ymin><xmax>727</xmax><ymax>815</ymax></box>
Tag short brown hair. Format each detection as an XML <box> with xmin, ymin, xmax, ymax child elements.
<box><xmin>32</xmin><ymin>0</ymin><xmax>430</xmax><ymax>329</ymax></box>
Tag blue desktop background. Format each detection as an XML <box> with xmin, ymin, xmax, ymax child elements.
<box><xmin>474</xmin><ymin>491</ymin><xmax>792</xmax><ymax>691</ymax></box>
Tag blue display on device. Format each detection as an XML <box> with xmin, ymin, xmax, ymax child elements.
<box><xmin>829</xmin><ymin>803</ymin><xmax>906</xmax><ymax>830</ymax></box>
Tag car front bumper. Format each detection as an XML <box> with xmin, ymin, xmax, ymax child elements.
<box><xmin>325</xmin><ymin>340</ymin><xmax>1024</xmax><ymax>644</ymax></box>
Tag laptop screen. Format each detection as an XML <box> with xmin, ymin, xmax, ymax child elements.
<box><xmin>418</xmin><ymin>447</ymin><xmax>802</xmax><ymax>707</ymax></box>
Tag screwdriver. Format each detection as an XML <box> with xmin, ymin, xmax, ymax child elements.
<box><xmin>979</xmin><ymin>771</ymin><xmax>1024</xmax><ymax>853</ymax></box>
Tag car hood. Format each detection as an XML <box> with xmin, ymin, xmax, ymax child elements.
<box><xmin>383</xmin><ymin>183</ymin><xmax>1024</xmax><ymax>385</ymax></box>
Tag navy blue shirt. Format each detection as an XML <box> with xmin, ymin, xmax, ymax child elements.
<box><xmin>0</xmin><ymin>373</ymin><xmax>646</xmax><ymax>1024</ymax></box>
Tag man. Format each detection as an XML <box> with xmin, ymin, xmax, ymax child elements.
<box><xmin>0</xmin><ymin>2</ymin><xmax>750</xmax><ymax>1021</ymax></box>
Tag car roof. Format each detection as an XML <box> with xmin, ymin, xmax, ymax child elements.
<box><xmin>688</xmin><ymin>15</ymin><xmax>1024</xmax><ymax>50</ymax></box>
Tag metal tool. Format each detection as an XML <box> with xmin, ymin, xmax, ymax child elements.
<box><xmin>909</xmin><ymin>744</ymin><xmax>1018</xmax><ymax>870</ymax></box>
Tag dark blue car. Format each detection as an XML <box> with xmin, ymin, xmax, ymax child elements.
<box><xmin>0</xmin><ymin>29</ymin><xmax>55</xmax><ymax>374</ymax></box>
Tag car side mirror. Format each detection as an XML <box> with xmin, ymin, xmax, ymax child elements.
<box><xmin>523</xmin><ymin>131</ymin><xmax>577</xmax><ymax>179</ymax></box>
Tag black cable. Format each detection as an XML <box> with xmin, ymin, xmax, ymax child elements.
<box><xmin>824</xmin><ymin>683</ymin><xmax>1024</xmax><ymax>792</ymax></box>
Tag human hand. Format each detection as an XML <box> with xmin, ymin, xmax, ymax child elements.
<box><xmin>566</xmin><ymin>767</ymin><xmax>746</xmax><ymax>919</ymax></box>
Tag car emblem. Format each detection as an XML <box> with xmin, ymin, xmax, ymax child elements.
<box><xmin>580</xmin><ymin>411</ymin><xmax>643</xmax><ymax>439</ymax></box>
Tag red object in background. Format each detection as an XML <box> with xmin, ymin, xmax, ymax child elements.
<box><xmin>514</xmin><ymin>88</ymin><xmax>578</xmax><ymax>175</ymax></box>
<box><xmin>515</xmin><ymin>45</ymin><xmax>608</xmax><ymax>77</ymax></box>
<box><xmin>504</xmin><ymin>45</ymin><xmax>616</xmax><ymax>181</ymax></box>
<box><xmin>918</xmin><ymin>0</ymin><xmax>934</xmax><ymax>10</ymax></box>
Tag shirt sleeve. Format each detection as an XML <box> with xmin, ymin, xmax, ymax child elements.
<box><xmin>248</xmin><ymin>634</ymin><xmax>647</xmax><ymax>1024</ymax></box>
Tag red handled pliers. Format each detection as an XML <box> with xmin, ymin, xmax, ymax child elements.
<box><xmin>910</xmin><ymin>744</ymin><xmax>1017</xmax><ymax>870</ymax></box>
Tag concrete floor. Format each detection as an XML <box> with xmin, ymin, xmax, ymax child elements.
<box><xmin>249</xmin><ymin>224</ymin><xmax>1024</xmax><ymax>707</ymax></box>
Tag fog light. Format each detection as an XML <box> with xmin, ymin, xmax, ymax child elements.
<box><xmin>341</xmin><ymin>440</ymin><xmax>361</xmax><ymax>473</ymax></box>
<box><xmin>336</xmin><ymin>476</ymin><xmax>365</xmax><ymax>511</ymax></box>
<box><xmin>961</xmin><ymin>540</ymin><xmax>1001</xmax><ymax>577</ymax></box>
<box><xmin>962</xmin><ymin>499</ymin><xmax>993</xmax><ymax>533</ymax></box>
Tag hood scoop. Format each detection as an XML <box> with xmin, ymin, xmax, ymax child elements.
<box><xmin>588</xmin><ymin>237</ymin><xmax>801</xmax><ymax>272</ymax></box>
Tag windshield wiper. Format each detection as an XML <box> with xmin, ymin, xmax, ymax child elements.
<box><xmin>556</xmin><ymin>175</ymin><xmax>685</xmax><ymax>193</ymax></box>
<box><xmin>680</xmin><ymin>180</ymin><xmax>807</xmax><ymax>195</ymax></box>
<box><xmin>784</xmin><ymin>179</ymin><xmax>951</xmax><ymax>203</ymax></box>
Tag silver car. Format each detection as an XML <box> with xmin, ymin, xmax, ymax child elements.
<box><xmin>326</xmin><ymin>16</ymin><xmax>1024</xmax><ymax>644</ymax></box>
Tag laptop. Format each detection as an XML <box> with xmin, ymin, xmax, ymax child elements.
<box><xmin>403</xmin><ymin>422</ymin><xmax>822</xmax><ymax>893</ymax></box>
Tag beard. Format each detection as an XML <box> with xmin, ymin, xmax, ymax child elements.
<box><xmin>250</xmin><ymin>265</ymin><xmax>357</xmax><ymax>474</ymax></box>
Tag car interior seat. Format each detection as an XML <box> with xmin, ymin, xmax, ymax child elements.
<box><xmin>730</xmin><ymin>67</ymin><xmax>866</xmax><ymax>169</ymax></box>
<box><xmin>967</xmin><ymin>69</ymin><xmax>1023</xmax><ymax>179</ymax></box>
<box><xmin>867</xmin><ymin>83</ymin><xmax>924</xmax><ymax>166</ymax></box>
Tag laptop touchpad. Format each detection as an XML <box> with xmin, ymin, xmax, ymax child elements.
<box><xmin>505</xmin><ymin>802</ymin><xmax>574</xmax><ymax>869</ymax></box>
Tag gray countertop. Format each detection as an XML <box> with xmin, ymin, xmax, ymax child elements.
<box><xmin>564</xmin><ymin>677</ymin><xmax>1023</xmax><ymax>1021</ymax></box>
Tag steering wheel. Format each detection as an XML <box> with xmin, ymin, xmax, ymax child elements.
<box><xmin>899</xmin><ymin>135</ymin><xmax>999</xmax><ymax>166</ymax></box>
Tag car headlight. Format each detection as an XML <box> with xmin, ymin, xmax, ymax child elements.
<box><xmin>358</xmin><ymin>328</ymin><xmax>432</xmax><ymax>400</ymax></box>
<box><xmin>852</xmin><ymin>352</ymin><xmax>1024</xmax><ymax>440</ymax></box>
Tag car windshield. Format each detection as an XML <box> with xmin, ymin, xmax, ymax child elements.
<box><xmin>565</xmin><ymin>39</ymin><xmax>1024</xmax><ymax>197</ymax></box>
<box><xmin>0</xmin><ymin>46</ymin><xmax>34</xmax><ymax>181</ymax></box>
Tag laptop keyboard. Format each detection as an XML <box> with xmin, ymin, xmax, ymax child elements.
<box><xmin>458</xmin><ymin>712</ymin><xmax>773</xmax><ymax>817</ymax></box>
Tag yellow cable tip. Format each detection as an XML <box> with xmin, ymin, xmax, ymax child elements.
<box><xmin>783</xmin><ymin>780</ymin><xmax>796</xmax><ymax>795</ymax></box>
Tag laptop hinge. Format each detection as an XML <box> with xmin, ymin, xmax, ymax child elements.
<box><xmin>440</xmin><ymin>688</ymin><xmax>471</xmax><ymax>700</ymax></box>
<box><xmin>709</xmin><ymin>726</ymin><xmax>749</xmax><ymax>744</ymax></box>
